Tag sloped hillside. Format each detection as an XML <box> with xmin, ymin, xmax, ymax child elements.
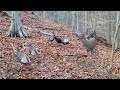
<box><xmin>0</xmin><ymin>12</ymin><xmax>120</xmax><ymax>79</ymax></box>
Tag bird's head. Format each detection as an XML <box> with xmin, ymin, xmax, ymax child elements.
<box><xmin>15</xmin><ymin>45</ymin><xmax>20</xmax><ymax>51</ymax></box>
<box><xmin>15</xmin><ymin>45</ymin><xmax>19</xmax><ymax>48</ymax></box>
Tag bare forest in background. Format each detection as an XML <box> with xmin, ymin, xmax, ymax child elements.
<box><xmin>30</xmin><ymin>11</ymin><xmax>118</xmax><ymax>48</ymax></box>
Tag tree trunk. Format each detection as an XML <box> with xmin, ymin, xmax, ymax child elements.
<box><xmin>8</xmin><ymin>11</ymin><xmax>28</xmax><ymax>38</ymax></box>
<box><xmin>84</xmin><ymin>11</ymin><xmax>87</xmax><ymax>34</ymax></box>
<box><xmin>92</xmin><ymin>11</ymin><xmax>97</xmax><ymax>32</ymax></box>
<box><xmin>110</xmin><ymin>11</ymin><xmax>120</xmax><ymax>69</ymax></box>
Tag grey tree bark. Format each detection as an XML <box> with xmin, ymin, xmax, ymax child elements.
<box><xmin>92</xmin><ymin>11</ymin><xmax>97</xmax><ymax>32</ymax></box>
<box><xmin>110</xmin><ymin>11</ymin><xmax>120</xmax><ymax>69</ymax></box>
<box><xmin>8</xmin><ymin>11</ymin><xmax>28</xmax><ymax>38</ymax></box>
<box><xmin>84</xmin><ymin>11</ymin><xmax>87</xmax><ymax>34</ymax></box>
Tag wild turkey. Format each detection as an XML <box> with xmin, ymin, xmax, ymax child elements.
<box><xmin>49</xmin><ymin>32</ymin><xmax>69</xmax><ymax>45</ymax></box>
<box><xmin>75</xmin><ymin>31</ymin><xmax>96</xmax><ymax>53</ymax></box>
<box><xmin>53</xmin><ymin>32</ymin><xmax>62</xmax><ymax>43</ymax></box>
<box><xmin>16</xmin><ymin>45</ymin><xmax>30</xmax><ymax>64</ymax></box>
<box><xmin>28</xmin><ymin>44</ymin><xmax>38</xmax><ymax>55</ymax></box>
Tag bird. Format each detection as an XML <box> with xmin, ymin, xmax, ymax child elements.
<box><xmin>28</xmin><ymin>44</ymin><xmax>38</xmax><ymax>55</ymax></box>
<box><xmin>49</xmin><ymin>32</ymin><xmax>69</xmax><ymax>45</ymax></box>
<box><xmin>76</xmin><ymin>31</ymin><xmax>97</xmax><ymax>53</ymax></box>
<box><xmin>15</xmin><ymin>45</ymin><xmax>30</xmax><ymax>64</ymax></box>
<box><xmin>53</xmin><ymin>32</ymin><xmax>63</xmax><ymax>43</ymax></box>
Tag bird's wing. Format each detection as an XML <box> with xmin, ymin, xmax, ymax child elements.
<box><xmin>21</xmin><ymin>54</ymin><xmax>29</xmax><ymax>63</ymax></box>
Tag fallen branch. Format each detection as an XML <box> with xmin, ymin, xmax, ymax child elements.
<box><xmin>24</xmin><ymin>25</ymin><xmax>63</xmax><ymax>37</ymax></box>
<box><xmin>64</xmin><ymin>54</ymin><xmax>87</xmax><ymax>57</ymax></box>
<box><xmin>36</xmin><ymin>26</ymin><xmax>64</xmax><ymax>31</ymax></box>
<box><xmin>36</xmin><ymin>26</ymin><xmax>55</xmax><ymax>30</ymax></box>
<box><xmin>39</xmin><ymin>29</ymin><xmax>52</xmax><ymax>36</ymax></box>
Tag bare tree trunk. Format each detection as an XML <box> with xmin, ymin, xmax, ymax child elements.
<box><xmin>76</xmin><ymin>11</ymin><xmax>79</xmax><ymax>33</ymax></box>
<box><xmin>110</xmin><ymin>11</ymin><xmax>120</xmax><ymax>69</ymax></box>
<box><xmin>107</xmin><ymin>11</ymin><xmax>112</xmax><ymax>44</ymax></box>
<box><xmin>72</xmin><ymin>11</ymin><xmax>75</xmax><ymax>31</ymax></box>
<box><xmin>8</xmin><ymin>11</ymin><xmax>28</xmax><ymax>38</ymax></box>
<box><xmin>92</xmin><ymin>11</ymin><xmax>97</xmax><ymax>32</ymax></box>
<box><xmin>43</xmin><ymin>11</ymin><xmax>46</xmax><ymax>18</ymax></box>
<box><xmin>84</xmin><ymin>11</ymin><xmax>87</xmax><ymax>34</ymax></box>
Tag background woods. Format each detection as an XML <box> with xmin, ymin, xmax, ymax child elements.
<box><xmin>31</xmin><ymin>11</ymin><xmax>119</xmax><ymax>48</ymax></box>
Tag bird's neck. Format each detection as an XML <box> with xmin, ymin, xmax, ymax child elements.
<box><xmin>16</xmin><ymin>47</ymin><xmax>20</xmax><ymax>52</ymax></box>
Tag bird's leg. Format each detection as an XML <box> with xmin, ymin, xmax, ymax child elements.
<box><xmin>50</xmin><ymin>41</ymin><xmax>54</xmax><ymax>45</ymax></box>
<box><xmin>27</xmin><ymin>62</ymin><xmax>34</xmax><ymax>71</ymax></box>
<box><xmin>91</xmin><ymin>49</ymin><xmax>96</xmax><ymax>56</ymax></box>
<box><xmin>87</xmin><ymin>50</ymin><xmax>93</xmax><ymax>62</ymax></box>
<box><xmin>59</xmin><ymin>43</ymin><xmax>63</xmax><ymax>46</ymax></box>
<box><xmin>46</xmin><ymin>40</ymin><xmax>50</xmax><ymax>45</ymax></box>
<box><xmin>90</xmin><ymin>49</ymin><xmax>95</xmax><ymax>60</ymax></box>
<box><xmin>87</xmin><ymin>49</ymin><xmax>90</xmax><ymax>56</ymax></box>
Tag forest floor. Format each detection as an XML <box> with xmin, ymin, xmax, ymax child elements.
<box><xmin>0</xmin><ymin>12</ymin><xmax>120</xmax><ymax>79</ymax></box>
